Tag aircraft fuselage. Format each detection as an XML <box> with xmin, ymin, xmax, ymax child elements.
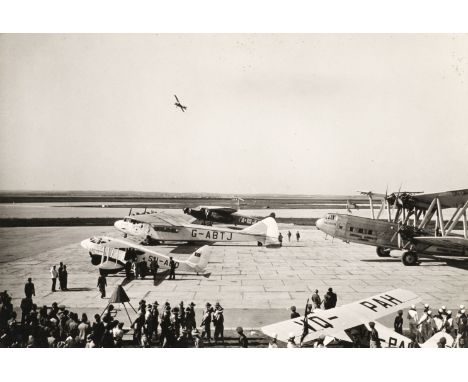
<box><xmin>316</xmin><ymin>213</ymin><xmax>466</xmax><ymax>258</ymax></box>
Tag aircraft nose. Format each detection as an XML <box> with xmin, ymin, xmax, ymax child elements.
<box><xmin>316</xmin><ymin>218</ymin><xmax>324</xmax><ymax>231</ymax></box>
<box><xmin>80</xmin><ymin>238</ymin><xmax>92</xmax><ymax>250</ymax></box>
<box><xmin>114</xmin><ymin>220</ymin><xmax>124</xmax><ymax>231</ymax></box>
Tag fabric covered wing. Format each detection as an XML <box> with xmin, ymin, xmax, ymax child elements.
<box><xmin>261</xmin><ymin>289</ymin><xmax>420</xmax><ymax>344</ymax></box>
<box><xmin>413</xmin><ymin>236</ymin><xmax>468</xmax><ymax>249</ymax></box>
<box><xmin>415</xmin><ymin>189</ymin><xmax>468</xmax><ymax>208</ymax></box>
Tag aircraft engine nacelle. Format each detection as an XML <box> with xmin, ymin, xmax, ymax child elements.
<box><xmin>90</xmin><ymin>252</ymin><xmax>102</xmax><ymax>266</ymax></box>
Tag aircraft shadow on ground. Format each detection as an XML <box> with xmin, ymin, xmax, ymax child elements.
<box><xmin>65</xmin><ymin>287</ymin><xmax>93</xmax><ymax>292</ymax></box>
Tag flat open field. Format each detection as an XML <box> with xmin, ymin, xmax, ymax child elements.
<box><xmin>1</xmin><ymin>223</ymin><xmax>467</xmax><ymax>331</ymax></box>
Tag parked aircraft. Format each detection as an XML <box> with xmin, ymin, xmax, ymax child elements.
<box><xmin>316</xmin><ymin>189</ymin><xmax>468</xmax><ymax>265</ymax></box>
<box><xmin>262</xmin><ymin>289</ymin><xmax>454</xmax><ymax>347</ymax></box>
<box><xmin>183</xmin><ymin>197</ymin><xmax>263</xmax><ymax>226</ymax></box>
<box><xmin>81</xmin><ymin>236</ymin><xmax>211</xmax><ymax>276</ymax></box>
<box><xmin>114</xmin><ymin>211</ymin><xmax>279</xmax><ymax>246</ymax></box>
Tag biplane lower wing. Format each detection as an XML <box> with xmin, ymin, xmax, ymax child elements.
<box><xmin>413</xmin><ymin>236</ymin><xmax>468</xmax><ymax>250</ymax></box>
<box><xmin>261</xmin><ymin>289</ymin><xmax>420</xmax><ymax>344</ymax></box>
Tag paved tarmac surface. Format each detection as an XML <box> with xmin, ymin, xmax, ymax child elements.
<box><xmin>0</xmin><ymin>225</ymin><xmax>467</xmax><ymax>331</ymax></box>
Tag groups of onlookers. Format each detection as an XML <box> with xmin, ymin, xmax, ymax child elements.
<box><xmin>131</xmin><ymin>299</ymin><xmax>225</xmax><ymax>348</ymax></box>
<box><xmin>405</xmin><ymin>303</ymin><xmax>467</xmax><ymax>348</ymax></box>
<box><xmin>50</xmin><ymin>262</ymin><xmax>68</xmax><ymax>292</ymax></box>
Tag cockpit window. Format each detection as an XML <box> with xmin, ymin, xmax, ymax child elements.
<box><xmin>326</xmin><ymin>214</ymin><xmax>336</xmax><ymax>220</ymax></box>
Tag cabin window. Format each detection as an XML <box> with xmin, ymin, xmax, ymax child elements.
<box><xmin>349</xmin><ymin>227</ymin><xmax>354</xmax><ymax>232</ymax></box>
<box><xmin>368</xmin><ymin>230</ymin><xmax>373</xmax><ymax>235</ymax></box>
<box><xmin>339</xmin><ymin>225</ymin><xmax>343</xmax><ymax>230</ymax></box>
<box><xmin>358</xmin><ymin>228</ymin><xmax>364</xmax><ymax>234</ymax></box>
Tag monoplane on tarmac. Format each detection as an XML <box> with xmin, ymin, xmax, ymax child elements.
<box><xmin>174</xmin><ymin>94</ymin><xmax>187</xmax><ymax>112</ymax></box>
<box><xmin>114</xmin><ymin>211</ymin><xmax>279</xmax><ymax>246</ymax></box>
<box><xmin>81</xmin><ymin>236</ymin><xmax>211</xmax><ymax>276</ymax></box>
<box><xmin>183</xmin><ymin>197</ymin><xmax>269</xmax><ymax>226</ymax></box>
<box><xmin>262</xmin><ymin>289</ymin><xmax>454</xmax><ymax>348</ymax></box>
<box><xmin>316</xmin><ymin>188</ymin><xmax>468</xmax><ymax>266</ymax></box>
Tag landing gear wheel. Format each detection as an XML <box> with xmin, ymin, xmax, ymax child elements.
<box><xmin>376</xmin><ymin>247</ymin><xmax>391</xmax><ymax>257</ymax></box>
<box><xmin>402</xmin><ymin>251</ymin><xmax>419</xmax><ymax>266</ymax></box>
<box><xmin>257</xmin><ymin>241</ymin><xmax>263</xmax><ymax>247</ymax></box>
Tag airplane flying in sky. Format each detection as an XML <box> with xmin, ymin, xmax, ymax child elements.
<box><xmin>114</xmin><ymin>211</ymin><xmax>280</xmax><ymax>246</ymax></box>
<box><xmin>81</xmin><ymin>236</ymin><xmax>211</xmax><ymax>276</ymax></box>
<box><xmin>174</xmin><ymin>94</ymin><xmax>187</xmax><ymax>112</ymax></box>
<box><xmin>262</xmin><ymin>289</ymin><xmax>454</xmax><ymax>348</ymax></box>
<box><xmin>316</xmin><ymin>188</ymin><xmax>468</xmax><ymax>266</ymax></box>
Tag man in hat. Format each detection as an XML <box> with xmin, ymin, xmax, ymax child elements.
<box><xmin>287</xmin><ymin>332</ymin><xmax>297</xmax><ymax>348</ymax></box>
<box><xmin>237</xmin><ymin>326</ymin><xmax>248</xmax><ymax>348</ymax></box>
<box><xmin>407</xmin><ymin>304</ymin><xmax>419</xmax><ymax>339</ymax></box>
<box><xmin>150</xmin><ymin>258</ymin><xmax>159</xmax><ymax>281</ymax></box>
<box><xmin>290</xmin><ymin>306</ymin><xmax>300</xmax><ymax>319</ymax></box>
<box><xmin>444</xmin><ymin>310</ymin><xmax>454</xmax><ymax>335</ymax></box>
<box><xmin>368</xmin><ymin>321</ymin><xmax>381</xmax><ymax>348</ymax></box>
<box><xmin>50</xmin><ymin>265</ymin><xmax>58</xmax><ymax>292</ymax></box>
<box><xmin>394</xmin><ymin>310</ymin><xmax>403</xmax><ymax>334</ymax></box>
<box><xmin>186</xmin><ymin>302</ymin><xmax>196</xmax><ymax>336</ymax></box>
<box><xmin>296</xmin><ymin>231</ymin><xmax>301</xmax><ymax>241</ymax></box>
<box><xmin>278</xmin><ymin>232</ymin><xmax>283</xmax><ymax>247</ymax></box>
<box><xmin>20</xmin><ymin>295</ymin><xmax>33</xmax><ymax>325</ymax></box>
<box><xmin>213</xmin><ymin>302</ymin><xmax>224</xmax><ymax>344</ymax></box>
<box><xmin>201</xmin><ymin>302</ymin><xmax>213</xmax><ymax>342</ymax></box>
<box><xmin>151</xmin><ymin>302</ymin><xmax>159</xmax><ymax>342</ymax></box>
<box><xmin>418</xmin><ymin>310</ymin><xmax>434</xmax><ymax>342</ymax></box>
<box><xmin>178</xmin><ymin>301</ymin><xmax>186</xmax><ymax>329</ymax></box>
<box><xmin>323</xmin><ymin>287</ymin><xmax>337</xmax><ymax>310</ymax></box>
<box><xmin>311</xmin><ymin>289</ymin><xmax>321</xmax><ymax>309</ymax></box>
<box><xmin>97</xmin><ymin>274</ymin><xmax>107</xmax><ymax>298</ymax></box>
<box><xmin>169</xmin><ymin>257</ymin><xmax>176</xmax><ymax>280</ymax></box>
<box><xmin>58</xmin><ymin>262</ymin><xmax>64</xmax><ymax>290</ymax></box>
<box><xmin>92</xmin><ymin>314</ymin><xmax>105</xmax><ymax>347</ymax></box>
<box><xmin>160</xmin><ymin>306</ymin><xmax>172</xmax><ymax>347</ymax></box>
<box><xmin>24</xmin><ymin>278</ymin><xmax>35</xmax><ymax>299</ymax></box>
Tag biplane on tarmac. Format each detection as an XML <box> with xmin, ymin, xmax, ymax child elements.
<box><xmin>316</xmin><ymin>188</ymin><xmax>468</xmax><ymax>265</ymax></box>
<box><xmin>81</xmin><ymin>236</ymin><xmax>211</xmax><ymax>276</ymax></box>
<box><xmin>262</xmin><ymin>289</ymin><xmax>454</xmax><ymax>348</ymax></box>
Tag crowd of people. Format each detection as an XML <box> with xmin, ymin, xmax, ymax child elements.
<box><xmin>129</xmin><ymin>299</ymin><xmax>226</xmax><ymax>348</ymax></box>
<box><xmin>2</xmin><ymin>276</ymin><xmax>467</xmax><ymax>348</ymax></box>
<box><xmin>404</xmin><ymin>303</ymin><xmax>467</xmax><ymax>348</ymax></box>
<box><xmin>0</xmin><ymin>282</ymin><xmax>230</xmax><ymax>348</ymax></box>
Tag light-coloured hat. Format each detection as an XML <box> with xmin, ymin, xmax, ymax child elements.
<box><xmin>424</xmin><ymin>303</ymin><xmax>429</xmax><ymax>308</ymax></box>
<box><xmin>461</xmin><ymin>309</ymin><xmax>466</xmax><ymax>314</ymax></box>
<box><xmin>447</xmin><ymin>310</ymin><xmax>452</xmax><ymax>315</ymax></box>
<box><xmin>460</xmin><ymin>305</ymin><xmax>465</xmax><ymax>310</ymax></box>
<box><xmin>428</xmin><ymin>310</ymin><xmax>432</xmax><ymax>315</ymax></box>
<box><xmin>441</xmin><ymin>305</ymin><xmax>446</xmax><ymax>310</ymax></box>
<box><xmin>411</xmin><ymin>304</ymin><xmax>416</xmax><ymax>309</ymax></box>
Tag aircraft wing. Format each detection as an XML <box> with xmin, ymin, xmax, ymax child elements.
<box><xmin>174</xmin><ymin>94</ymin><xmax>180</xmax><ymax>102</ymax></box>
<box><xmin>412</xmin><ymin>236</ymin><xmax>468</xmax><ymax>249</ymax></box>
<box><xmin>198</xmin><ymin>206</ymin><xmax>237</xmax><ymax>214</ymax></box>
<box><xmin>130</xmin><ymin>212</ymin><xmax>191</xmax><ymax>227</ymax></box>
<box><xmin>261</xmin><ymin>289</ymin><xmax>420</xmax><ymax>344</ymax></box>
<box><xmin>413</xmin><ymin>189</ymin><xmax>468</xmax><ymax>208</ymax></box>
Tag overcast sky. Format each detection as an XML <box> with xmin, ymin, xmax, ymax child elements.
<box><xmin>0</xmin><ymin>34</ymin><xmax>467</xmax><ymax>195</ymax></box>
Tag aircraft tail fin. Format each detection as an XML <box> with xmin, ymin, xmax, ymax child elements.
<box><xmin>185</xmin><ymin>245</ymin><xmax>211</xmax><ymax>272</ymax></box>
<box><xmin>242</xmin><ymin>217</ymin><xmax>279</xmax><ymax>245</ymax></box>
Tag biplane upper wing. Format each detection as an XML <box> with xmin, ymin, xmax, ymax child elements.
<box><xmin>413</xmin><ymin>189</ymin><xmax>468</xmax><ymax>209</ymax></box>
<box><xmin>261</xmin><ymin>289</ymin><xmax>420</xmax><ymax>344</ymax></box>
<box><xmin>412</xmin><ymin>236</ymin><xmax>468</xmax><ymax>250</ymax></box>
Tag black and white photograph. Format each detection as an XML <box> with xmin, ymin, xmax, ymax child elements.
<box><xmin>0</xmin><ymin>4</ymin><xmax>467</xmax><ymax>374</ymax></box>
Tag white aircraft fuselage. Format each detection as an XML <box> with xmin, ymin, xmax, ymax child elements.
<box><xmin>114</xmin><ymin>215</ymin><xmax>278</xmax><ymax>246</ymax></box>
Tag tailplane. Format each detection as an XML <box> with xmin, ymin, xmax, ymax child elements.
<box><xmin>242</xmin><ymin>217</ymin><xmax>279</xmax><ymax>245</ymax></box>
<box><xmin>185</xmin><ymin>245</ymin><xmax>211</xmax><ymax>272</ymax></box>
